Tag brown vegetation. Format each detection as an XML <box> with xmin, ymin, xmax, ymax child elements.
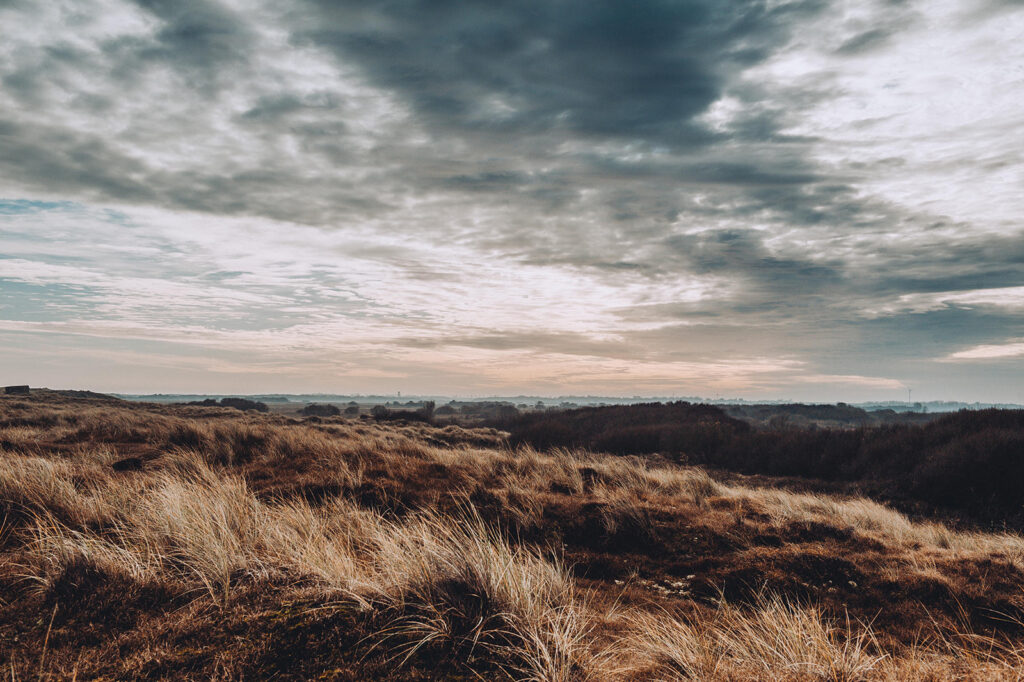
<box><xmin>3</xmin><ymin>392</ymin><xmax>1024</xmax><ymax>679</ymax></box>
<box><xmin>505</xmin><ymin>402</ymin><xmax>1024</xmax><ymax>527</ymax></box>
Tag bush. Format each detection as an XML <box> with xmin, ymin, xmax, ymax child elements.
<box><xmin>301</xmin><ymin>403</ymin><xmax>341</xmax><ymax>417</ymax></box>
<box><xmin>370</xmin><ymin>403</ymin><xmax>435</xmax><ymax>424</ymax></box>
<box><xmin>505</xmin><ymin>402</ymin><xmax>749</xmax><ymax>456</ymax></box>
<box><xmin>218</xmin><ymin>398</ymin><xmax>269</xmax><ymax>412</ymax></box>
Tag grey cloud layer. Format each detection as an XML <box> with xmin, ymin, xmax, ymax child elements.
<box><xmin>1</xmin><ymin>0</ymin><xmax>1022</xmax><ymax>398</ymax></box>
<box><xmin>299</xmin><ymin>1</ymin><xmax>821</xmax><ymax>138</ymax></box>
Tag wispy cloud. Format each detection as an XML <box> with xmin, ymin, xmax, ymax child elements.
<box><xmin>945</xmin><ymin>340</ymin><xmax>1024</xmax><ymax>361</ymax></box>
<box><xmin>871</xmin><ymin>287</ymin><xmax>1024</xmax><ymax>316</ymax></box>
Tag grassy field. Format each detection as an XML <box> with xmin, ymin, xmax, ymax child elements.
<box><xmin>3</xmin><ymin>392</ymin><xmax>1024</xmax><ymax>679</ymax></box>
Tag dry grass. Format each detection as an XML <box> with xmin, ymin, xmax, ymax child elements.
<box><xmin>624</xmin><ymin>594</ymin><xmax>883</xmax><ymax>681</ymax></box>
<box><xmin>2</xmin><ymin>394</ymin><xmax>1024</xmax><ymax>679</ymax></box>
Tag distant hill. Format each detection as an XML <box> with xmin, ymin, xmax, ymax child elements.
<box><xmin>506</xmin><ymin>401</ymin><xmax>750</xmax><ymax>455</ymax></box>
<box><xmin>26</xmin><ymin>388</ymin><xmax>123</xmax><ymax>402</ymax></box>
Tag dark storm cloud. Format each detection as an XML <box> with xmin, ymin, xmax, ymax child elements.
<box><xmin>0</xmin><ymin>0</ymin><xmax>966</xmax><ymax>288</ymax></box>
<box><xmin>290</xmin><ymin>0</ymin><xmax>887</xmax><ymax>238</ymax></box>
<box><xmin>290</xmin><ymin>0</ymin><xmax>869</xmax><ymax>234</ymax></box>
<box><xmin>0</xmin><ymin>0</ymin><xmax>388</xmax><ymax>225</ymax></box>
<box><xmin>649</xmin><ymin>225</ymin><xmax>1024</xmax><ymax>320</ymax></box>
<box><xmin>0</xmin><ymin>1</ymin><xmax>250</xmax><ymax>104</ymax></box>
<box><xmin>0</xmin><ymin>117</ymin><xmax>390</xmax><ymax>222</ymax></box>
<box><xmin>854</xmin><ymin>235</ymin><xmax>1015</xmax><ymax>302</ymax></box>
<box><xmin>299</xmin><ymin>0</ymin><xmax>825</xmax><ymax>142</ymax></box>
<box><xmin>663</xmin><ymin>229</ymin><xmax>844</xmax><ymax>291</ymax></box>
<box><xmin>239</xmin><ymin>93</ymin><xmax>343</xmax><ymax>121</ymax></box>
<box><xmin>0</xmin><ymin>121</ymin><xmax>158</xmax><ymax>204</ymax></box>
<box><xmin>440</xmin><ymin>171</ymin><xmax>533</xmax><ymax>193</ymax></box>
<box><xmin>126</xmin><ymin>0</ymin><xmax>255</xmax><ymax>84</ymax></box>
<box><xmin>0</xmin><ymin>0</ymin><xmax>885</xmax><ymax>235</ymax></box>
<box><xmin>852</xmin><ymin>308</ymin><xmax>1024</xmax><ymax>358</ymax></box>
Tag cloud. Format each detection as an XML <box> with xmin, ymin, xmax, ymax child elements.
<box><xmin>871</xmin><ymin>286</ymin><xmax>1024</xmax><ymax>316</ymax></box>
<box><xmin>0</xmin><ymin>0</ymin><xmax>1022</xmax><ymax>399</ymax></box>
<box><xmin>299</xmin><ymin>0</ymin><xmax>828</xmax><ymax>139</ymax></box>
<box><xmin>945</xmin><ymin>340</ymin><xmax>1024</xmax><ymax>361</ymax></box>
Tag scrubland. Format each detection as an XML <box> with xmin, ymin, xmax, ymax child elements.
<box><xmin>506</xmin><ymin>402</ymin><xmax>1024</xmax><ymax>526</ymax></box>
<box><xmin>3</xmin><ymin>392</ymin><xmax>1024</xmax><ymax>679</ymax></box>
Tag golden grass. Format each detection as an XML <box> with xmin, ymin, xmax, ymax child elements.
<box><xmin>738</xmin><ymin>486</ymin><xmax>1024</xmax><ymax>565</ymax></box>
<box><xmin>624</xmin><ymin>594</ymin><xmax>883</xmax><ymax>681</ymax></box>
<box><xmin>3</xmin><ymin>396</ymin><xmax>1024</xmax><ymax>679</ymax></box>
<box><xmin>15</xmin><ymin>460</ymin><xmax>597</xmax><ymax>677</ymax></box>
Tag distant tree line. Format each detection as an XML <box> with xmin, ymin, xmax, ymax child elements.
<box><xmin>502</xmin><ymin>402</ymin><xmax>1024</xmax><ymax>527</ymax></box>
<box><xmin>370</xmin><ymin>401</ymin><xmax>436</xmax><ymax>423</ymax></box>
<box><xmin>184</xmin><ymin>397</ymin><xmax>269</xmax><ymax>412</ymax></box>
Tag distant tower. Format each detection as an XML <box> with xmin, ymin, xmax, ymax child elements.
<box><xmin>908</xmin><ymin>388</ymin><xmax>912</xmax><ymax>403</ymax></box>
<box><xmin>398</xmin><ymin>391</ymin><xmax>401</xmax><ymax>399</ymax></box>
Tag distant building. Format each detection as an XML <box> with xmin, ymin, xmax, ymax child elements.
<box><xmin>4</xmin><ymin>385</ymin><xmax>29</xmax><ymax>394</ymax></box>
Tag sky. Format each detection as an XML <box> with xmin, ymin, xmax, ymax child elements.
<box><xmin>1</xmin><ymin>0</ymin><xmax>1022</xmax><ymax>401</ymax></box>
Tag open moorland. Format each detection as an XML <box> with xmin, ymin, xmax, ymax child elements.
<box><xmin>4</xmin><ymin>391</ymin><xmax>1024</xmax><ymax>680</ymax></box>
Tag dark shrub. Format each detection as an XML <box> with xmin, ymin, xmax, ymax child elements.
<box><xmin>505</xmin><ymin>402</ymin><xmax>748</xmax><ymax>455</ymax></box>
<box><xmin>912</xmin><ymin>428</ymin><xmax>1024</xmax><ymax>514</ymax></box>
<box><xmin>301</xmin><ymin>403</ymin><xmax>341</xmax><ymax>417</ymax></box>
<box><xmin>371</xmin><ymin>402</ymin><xmax>435</xmax><ymax>424</ymax></box>
<box><xmin>219</xmin><ymin>398</ymin><xmax>269</xmax><ymax>412</ymax></box>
